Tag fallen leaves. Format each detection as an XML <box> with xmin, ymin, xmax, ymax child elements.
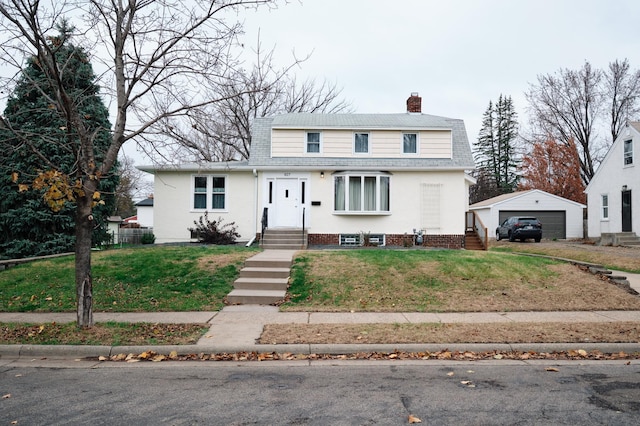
<box><xmin>1</xmin><ymin>323</ymin><xmax>209</xmax><ymax>346</ymax></box>
<box><xmin>408</xmin><ymin>414</ymin><xmax>422</xmax><ymax>423</ymax></box>
<box><xmin>92</xmin><ymin>348</ymin><xmax>640</xmax><ymax>363</ymax></box>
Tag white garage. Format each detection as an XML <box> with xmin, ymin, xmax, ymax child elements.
<box><xmin>469</xmin><ymin>190</ymin><xmax>586</xmax><ymax>240</ymax></box>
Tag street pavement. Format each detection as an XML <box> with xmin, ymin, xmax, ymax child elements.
<box><xmin>1</xmin><ymin>257</ymin><xmax>640</xmax><ymax>360</ymax></box>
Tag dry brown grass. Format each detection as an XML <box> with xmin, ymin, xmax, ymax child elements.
<box><xmin>282</xmin><ymin>249</ymin><xmax>640</xmax><ymax>313</ymax></box>
<box><xmin>491</xmin><ymin>240</ymin><xmax>640</xmax><ymax>272</ymax></box>
<box><xmin>260</xmin><ymin>322</ymin><xmax>640</xmax><ymax>344</ymax></box>
<box><xmin>196</xmin><ymin>251</ymin><xmax>256</xmax><ymax>272</ymax></box>
<box><xmin>265</xmin><ymin>242</ymin><xmax>640</xmax><ymax>344</ymax></box>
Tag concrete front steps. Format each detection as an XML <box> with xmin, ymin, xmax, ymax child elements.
<box><xmin>261</xmin><ymin>228</ymin><xmax>307</xmax><ymax>250</ymax></box>
<box><xmin>599</xmin><ymin>232</ymin><xmax>640</xmax><ymax>247</ymax></box>
<box><xmin>226</xmin><ymin>250</ymin><xmax>296</xmax><ymax>305</ymax></box>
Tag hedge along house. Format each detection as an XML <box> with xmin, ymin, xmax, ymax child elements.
<box><xmin>140</xmin><ymin>94</ymin><xmax>477</xmax><ymax>248</ymax></box>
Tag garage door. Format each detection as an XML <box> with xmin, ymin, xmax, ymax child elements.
<box><xmin>499</xmin><ymin>211</ymin><xmax>566</xmax><ymax>240</ymax></box>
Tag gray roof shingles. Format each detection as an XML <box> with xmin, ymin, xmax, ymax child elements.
<box><xmin>248</xmin><ymin>113</ymin><xmax>475</xmax><ymax>170</ymax></box>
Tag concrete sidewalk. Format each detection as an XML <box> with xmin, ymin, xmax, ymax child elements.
<box><xmin>1</xmin><ymin>306</ymin><xmax>640</xmax><ymax>359</ymax></box>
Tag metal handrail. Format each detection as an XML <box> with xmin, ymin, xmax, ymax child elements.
<box><xmin>301</xmin><ymin>207</ymin><xmax>306</xmax><ymax>248</ymax></box>
<box><xmin>261</xmin><ymin>207</ymin><xmax>268</xmax><ymax>247</ymax></box>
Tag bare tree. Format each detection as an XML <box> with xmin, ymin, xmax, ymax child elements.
<box><xmin>0</xmin><ymin>0</ymin><xmax>277</xmax><ymax>327</ymax></box>
<box><xmin>526</xmin><ymin>59</ymin><xmax>640</xmax><ymax>186</ymax></box>
<box><xmin>145</xmin><ymin>43</ymin><xmax>352</xmax><ymax>162</ymax></box>
<box><xmin>526</xmin><ymin>61</ymin><xmax>602</xmax><ymax>185</ymax></box>
<box><xmin>605</xmin><ymin>59</ymin><xmax>640</xmax><ymax>143</ymax></box>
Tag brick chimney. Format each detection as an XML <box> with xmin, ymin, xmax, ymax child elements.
<box><xmin>406</xmin><ymin>92</ymin><xmax>422</xmax><ymax>113</ymax></box>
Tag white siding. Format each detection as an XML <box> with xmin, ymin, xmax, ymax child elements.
<box><xmin>270</xmin><ymin>129</ymin><xmax>452</xmax><ymax>159</ymax></box>
<box><xmin>585</xmin><ymin>126</ymin><xmax>640</xmax><ymax>238</ymax></box>
<box><xmin>291</xmin><ymin>170</ymin><xmax>467</xmax><ymax>235</ymax></box>
<box><xmin>136</xmin><ymin>206</ymin><xmax>154</xmax><ymax>228</ymax></box>
<box><xmin>153</xmin><ymin>171</ymin><xmax>257</xmax><ymax>244</ymax></box>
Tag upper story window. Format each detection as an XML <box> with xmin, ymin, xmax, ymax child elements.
<box><xmin>354</xmin><ymin>132</ymin><xmax>369</xmax><ymax>154</ymax></box>
<box><xmin>403</xmin><ymin>133</ymin><xmax>418</xmax><ymax>154</ymax></box>
<box><xmin>193</xmin><ymin>175</ymin><xmax>226</xmax><ymax>210</ymax></box>
<box><xmin>334</xmin><ymin>172</ymin><xmax>390</xmax><ymax>213</ymax></box>
<box><xmin>601</xmin><ymin>194</ymin><xmax>609</xmax><ymax>219</ymax></box>
<box><xmin>624</xmin><ymin>139</ymin><xmax>633</xmax><ymax>165</ymax></box>
<box><xmin>306</xmin><ymin>131</ymin><xmax>321</xmax><ymax>153</ymax></box>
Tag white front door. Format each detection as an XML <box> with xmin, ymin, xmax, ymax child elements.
<box><xmin>274</xmin><ymin>178</ymin><xmax>300</xmax><ymax>227</ymax></box>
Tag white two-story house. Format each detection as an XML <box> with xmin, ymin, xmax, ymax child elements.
<box><xmin>141</xmin><ymin>94</ymin><xmax>477</xmax><ymax>248</ymax></box>
<box><xmin>585</xmin><ymin>121</ymin><xmax>640</xmax><ymax>242</ymax></box>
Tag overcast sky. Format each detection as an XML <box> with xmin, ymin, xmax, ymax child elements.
<box><xmin>236</xmin><ymin>0</ymin><xmax>640</xmax><ymax>144</ymax></box>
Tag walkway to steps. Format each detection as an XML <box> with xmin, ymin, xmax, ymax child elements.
<box><xmin>226</xmin><ymin>250</ymin><xmax>297</xmax><ymax>305</ymax></box>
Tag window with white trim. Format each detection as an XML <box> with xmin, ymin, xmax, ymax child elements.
<box><xmin>192</xmin><ymin>175</ymin><xmax>226</xmax><ymax>210</ymax></box>
<box><xmin>601</xmin><ymin>194</ymin><xmax>609</xmax><ymax>219</ymax></box>
<box><xmin>334</xmin><ymin>172</ymin><xmax>390</xmax><ymax>213</ymax></box>
<box><xmin>354</xmin><ymin>133</ymin><xmax>369</xmax><ymax>154</ymax></box>
<box><xmin>306</xmin><ymin>131</ymin><xmax>321</xmax><ymax>153</ymax></box>
<box><xmin>624</xmin><ymin>139</ymin><xmax>633</xmax><ymax>165</ymax></box>
<box><xmin>403</xmin><ymin>133</ymin><xmax>418</xmax><ymax>154</ymax></box>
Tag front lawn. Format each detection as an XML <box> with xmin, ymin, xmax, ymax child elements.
<box><xmin>0</xmin><ymin>245</ymin><xmax>258</xmax><ymax>312</ymax></box>
<box><xmin>281</xmin><ymin>249</ymin><xmax>640</xmax><ymax>312</ymax></box>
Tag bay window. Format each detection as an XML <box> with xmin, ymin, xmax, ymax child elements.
<box><xmin>334</xmin><ymin>172</ymin><xmax>390</xmax><ymax>213</ymax></box>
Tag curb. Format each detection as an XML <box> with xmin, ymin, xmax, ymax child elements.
<box><xmin>3</xmin><ymin>343</ymin><xmax>640</xmax><ymax>360</ymax></box>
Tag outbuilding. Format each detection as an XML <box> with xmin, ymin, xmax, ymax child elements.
<box><xmin>469</xmin><ymin>189</ymin><xmax>586</xmax><ymax>240</ymax></box>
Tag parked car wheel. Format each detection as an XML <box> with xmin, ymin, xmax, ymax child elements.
<box><xmin>535</xmin><ymin>237</ymin><xmax>541</xmax><ymax>242</ymax></box>
<box><xmin>496</xmin><ymin>231</ymin><xmax>501</xmax><ymax>241</ymax></box>
<box><xmin>508</xmin><ymin>232</ymin><xmax>515</xmax><ymax>242</ymax></box>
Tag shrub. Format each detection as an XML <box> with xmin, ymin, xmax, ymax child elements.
<box><xmin>188</xmin><ymin>213</ymin><xmax>240</xmax><ymax>245</ymax></box>
<box><xmin>141</xmin><ymin>232</ymin><xmax>156</xmax><ymax>245</ymax></box>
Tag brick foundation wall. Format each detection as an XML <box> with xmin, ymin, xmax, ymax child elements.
<box><xmin>308</xmin><ymin>233</ymin><xmax>340</xmax><ymax>246</ymax></box>
<box><xmin>385</xmin><ymin>234</ymin><xmax>465</xmax><ymax>249</ymax></box>
<box><xmin>308</xmin><ymin>233</ymin><xmax>464</xmax><ymax>249</ymax></box>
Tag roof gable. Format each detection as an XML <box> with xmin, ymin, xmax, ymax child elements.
<box><xmin>470</xmin><ymin>189</ymin><xmax>586</xmax><ymax>209</ymax></box>
<box><xmin>586</xmin><ymin>121</ymin><xmax>640</xmax><ymax>192</ymax></box>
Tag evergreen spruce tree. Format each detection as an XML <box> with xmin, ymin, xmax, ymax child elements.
<box><xmin>472</xmin><ymin>95</ymin><xmax>519</xmax><ymax>202</ymax></box>
<box><xmin>0</xmin><ymin>21</ymin><xmax>117</xmax><ymax>259</ymax></box>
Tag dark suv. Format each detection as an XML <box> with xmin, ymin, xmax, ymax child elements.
<box><xmin>496</xmin><ymin>216</ymin><xmax>542</xmax><ymax>242</ymax></box>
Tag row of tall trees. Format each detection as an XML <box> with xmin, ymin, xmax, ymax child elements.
<box><xmin>471</xmin><ymin>95</ymin><xmax>519</xmax><ymax>203</ymax></box>
<box><xmin>471</xmin><ymin>59</ymin><xmax>640</xmax><ymax>205</ymax></box>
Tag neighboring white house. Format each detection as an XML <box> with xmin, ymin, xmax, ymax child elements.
<box><xmin>585</xmin><ymin>121</ymin><xmax>640</xmax><ymax>239</ymax></box>
<box><xmin>469</xmin><ymin>189</ymin><xmax>586</xmax><ymax>240</ymax></box>
<box><xmin>139</xmin><ymin>94</ymin><xmax>477</xmax><ymax>248</ymax></box>
<box><xmin>135</xmin><ymin>197</ymin><xmax>154</xmax><ymax>228</ymax></box>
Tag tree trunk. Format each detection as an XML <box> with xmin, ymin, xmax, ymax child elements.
<box><xmin>75</xmin><ymin>192</ymin><xmax>94</xmax><ymax>328</ymax></box>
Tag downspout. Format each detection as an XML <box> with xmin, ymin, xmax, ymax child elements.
<box><xmin>246</xmin><ymin>168</ymin><xmax>259</xmax><ymax>247</ymax></box>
